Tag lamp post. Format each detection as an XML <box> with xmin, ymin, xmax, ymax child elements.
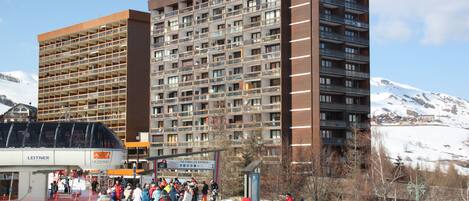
<box><xmin>406</xmin><ymin>174</ymin><xmax>426</xmax><ymax>201</ymax></box>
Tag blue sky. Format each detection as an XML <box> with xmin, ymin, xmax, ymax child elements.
<box><xmin>0</xmin><ymin>0</ymin><xmax>468</xmax><ymax>99</ymax></box>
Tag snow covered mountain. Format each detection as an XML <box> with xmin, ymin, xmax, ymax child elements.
<box><xmin>371</xmin><ymin>78</ymin><xmax>469</xmax><ymax>174</ymax></box>
<box><xmin>371</xmin><ymin>77</ymin><xmax>469</xmax><ymax>128</ymax></box>
<box><xmin>0</xmin><ymin>71</ymin><xmax>38</xmax><ymax>114</ymax></box>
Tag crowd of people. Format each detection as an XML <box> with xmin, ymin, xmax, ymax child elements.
<box><xmin>97</xmin><ymin>177</ymin><xmax>219</xmax><ymax>201</ymax></box>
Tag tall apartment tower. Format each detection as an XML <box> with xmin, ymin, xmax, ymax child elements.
<box><xmin>148</xmin><ymin>0</ymin><xmax>370</xmax><ymax>171</ymax></box>
<box><xmin>37</xmin><ymin>10</ymin><xmax>151</xmax><ymax>142</ymax></box>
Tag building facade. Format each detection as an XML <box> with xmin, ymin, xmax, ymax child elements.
<box><xmin>148</xmin><ymin>0</ymin><xmax>370</xmax><ymax>170</ymax></box>
<box><xmin>37</xmin><ymin>10</ymin><xmax>151</xmax><ymax>142</ymax></box>
<box><xmin>1</xmin><ymin>104</ymin><xmax>37</xmax><ymax>123</ymax></box>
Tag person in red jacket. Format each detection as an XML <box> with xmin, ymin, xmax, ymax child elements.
<box><xmin>285</xmin><ymin>193</ymin><xmax>293</xmax><ymax>201</ymax></box>
<box><xmin>114</xmin><ymin>180</ymin><xmax>123</xmax><ymax>200</ymax></box>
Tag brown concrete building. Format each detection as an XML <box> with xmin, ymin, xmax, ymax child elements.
<box><xmin>37</xmin><ymin>10</ymin><xmax>151</xmax><ymax>143</ymax></box>
<box><xmin>148</xmin><ymin>0</ymin><xmax>370</xmax><ymax>172</ymax></box>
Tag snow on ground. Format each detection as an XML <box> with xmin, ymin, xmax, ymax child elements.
<box><xmin>373</xmin><ymin>125</ymin><xmax>469</xmax><ymax>175</ymax></box>
<box><xmin>0</xmin><ymin>71</ymin><xmax>37</xmax><ymax>113</ymax></box>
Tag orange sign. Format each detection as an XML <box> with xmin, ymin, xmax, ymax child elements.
<box><xmin>93</xmin><ymin>151</ymin><xmax>111</xmax><ymax>160</ymax></box>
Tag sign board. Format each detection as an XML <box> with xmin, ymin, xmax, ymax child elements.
<box><xmin>93</xmin><ymin>151</ymin><xmax>111</xmax><ymax>160</ymax></box>
<box><xmin>160</xmin><ymin>160</ymin><xmax>215</xmax><ymax>170</ymax></box>
<box><xmin>23</xmin><ymin>151</ymin><xmax>54</xmax><ymax>165</ymax></box>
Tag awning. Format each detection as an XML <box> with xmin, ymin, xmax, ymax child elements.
<box><xmin>107</xmin><ymin>169</ymin><xmax>145</xmax><ymax>176</ymax></box>
<box><xmin>125</xmin><ymin>142</ymin><xmax>150</xmax><ymax>148</ymax></box>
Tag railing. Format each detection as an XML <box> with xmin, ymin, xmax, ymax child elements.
<box><xmin>320</xmin><ymin>31</ymin><xmax>345</xmax><ymax>41</ymax></box>
<box><xmin>344</xmin><ymin>19</ymin><xmax>369</xmax><ymax>29</ymax></box>
<box><xmin>345</xmin><ymin>2</ymin><xmax>369</xmax><ymax>12</ymax></box>
<box><xmin>345</xmin><ymin>36</ymin><xmax>369</xmax><ymax>45</ymax></box>
<box><xmin>320</xmin><ymin>49</ymin><xmax>346</xmax><ymax>59</ymax></box>
<box><xmin>320</xmin><ymin>14</ymin><xmax>344</xmax><ymax>24</ymax></box>
<box><xmin>322</xmin><ymin>137</ymin><xmax>346</xmax><ymax>146</ymax></box>
<box><xmin>320</xmin><ymin>67</ymin><xmax>369</xmax><ymax>78</ymax></box>
<box><xmin>345</xmin><ymin>53</ymin><xmax>369</xmax><ymax>62</ymax></box>
<box><xmin>320</xmin><ymin>120</ymin><xmax>347</xmax><ymax>128</ymax></box>
<box><xmin>320</xmin><ymin>85</ymin><xmax>369</xmax><ymax>95</ymax></box>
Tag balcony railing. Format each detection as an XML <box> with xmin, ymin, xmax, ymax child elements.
<box><xmin>345</xmin><ymin>2</ymin><xmax>369</xmax><ymax>12</ymax></box>
<box><xmin>344</xmin><ymin>19</ymin><xmax>369</xmax><ymax>29</ymax></box>
<box><xmin>320</xmin><ymin>67</ymin><xmax>369</xmax><ymax>79</ymax></box>
<box><xmin>320</xmin><ymin>49</ymin><xmax>346</xmax><ymax>59</ymax></box>
<box><xmin>320</xmin><ymin>14</ymin><xmax>344</xmax><ymax>24</ymax></box>
<box><xmin>320</xmin><ymin>85</ymin><xmax>369</xmax><ymax>95</ymax></box>
<box><xmin>320</xmin><ymin>120</ymin><xmax>347</xmax><ymax>128</ymax></box>
<box><xmin>322</xmin><ymin>137</ymin><xmax>346</xmax><ymax>146</ymax></box>
<box><xmin>345</xmin><ymin>53</ymin><xmax>369</xmax><ymax>62</ymax></box>
<box><xmin>320</xmin><ymin>31</ymin><xmax>345</xmax><ymax>42</ymax></box>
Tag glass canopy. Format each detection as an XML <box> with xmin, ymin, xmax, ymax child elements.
<box><xmin>0</xmin><ymin>122</ymin><xmax>123</xmax><ymax>149</ymax></box>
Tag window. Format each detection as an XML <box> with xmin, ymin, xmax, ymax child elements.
<box><xmin>181</xmin><ymin>104</ymin><xmax>193</xmax><ymax>112</ymax></box>
<box><xmin>250</xmin><ymin>15</ymin><xmax>261</xmax><ymax>22</ymax></box>
<box><xmin>158</xmin><ymin>79</ymin><xmax>164</xmax><ymax>85</ymax></box>
<box><xmin>168</xmin><ymin>76</ymin><xmax>178</xmax><ymax>84</ymax></box>
<box><xmin>168</xmin><ymin>105</ymin><xmax>178</xmax><ymax>113</ymax></box>
<box><xmin>320</xmin><ymin>77</ymin><xmax>331</xmax><ymax>85</ymax></box>
<box><xmin>201</xmin><ymin>27</ymin><xmax>209</xmax><ymax>33</ymax></box>
<box><xmin>346</xmin><ymin>80</ymin><xmax>353</xmax><ymax>88</ymax></box>
<box><xmin>167</xmin><ymin>134</ymin><xmax>178</xmax><ymax>143</ymax></box>
<box><xmin>171</xmin><ymin>149</ymin><xmax>178</xmax><ymax>154</ymax></box>
<box><xmin>320</xmin><ymin>25</ymin><xmax>333</xmax><ymax>32</ymax></box>
<box><xmin>233</xmin><ymin>67</ymin><xmax>243</xmax><ymax>74</ymax></box>
<box><xmin>157</xmin><ymin>149</ymin><xmax>163</xmax><ymax>156</ymax></box>
<box><xmin>269</xmin><ymin>28</ymin><xmax>280</xmax><ymax>35</ymax></box>
<box><xmin>233</xmin><ymin>131</ymin><xmax>242</xmax><ymax>140</ymax></box>
<box><xmin>212</xmin><ymin>85</ymin><xmax>224</xmax><ymax>93</ymax></box>
<box><xmin>349</xmin><ymin>114</ymin><xmax>358</xmax><ymax>123</ymax></box>
<box><xmin>270</xmin><ymin>95</ymin><xmax>281</xmax><ymax>104</ymax></box>
<box><xmin>269</xmin><ymin>62</ymin><xmax>280</xmax><ymax>69</ymax></box>
<box><xmin>213</xmin><ymin>69</ymin><xmax>224</xmax><ymax>77</ymax></box>
<box><xmin>266</xmin><ymin>44</ymin><xmax>280</xmax><ymax>53</ymax></box>
<box><xmin>200</xmin><ymin>133</ymin><xmax>208</xmax><ymax>141</ymax></box>
<box><xmin>345</xmin><ymin>30</ymin><xmax>357</xmax><ymax>37</ymax></box>
<box><xmin>346</xmin><ymin>97</ymin><xmax>354</xmax><ymax>105</ymax></box>
<box><xmin>270</xmin><ymin>130</ymin><xmax>281</xmax><ymax>139</ymax></box>
<box><xmin>172</xmin><ymin>63</ymin><xmax>178</xmax><ymax>68</ymax></box>
<box><xmin>321</xmin><ymin>60</ymin><xmax>332</xmax><ymax>68</ymax></box>
<box><xmin>345</xmin><ymin>47</ymin><xmax>358</xmax><ymax>54</ymax></box>
<box><xmin>182</xmin><ymin>74</ymin><xmax>193</xmax><ymax>82</ymax></box>
<box><xmin>265</xmin><ymin>10</ymin><xmax>280</xmax><ymax>22</ymax></box>
<box><xmin>154</xmin><ymin>50</ymin><xmax>163</xmax><ymax>59</ymax></box>
<box><xmin>270</xmin><ymin>113</ymin><xmax>281</xmax><ymax>121</ymax></box>
<box><xmin>251</xmin><ymin>32</ymin><xmax>261</xmax><ymax>40</ymax></box>
<box><xmin>233</xmin><ymin>99</ymin><xmax>243</xmax><ymax>107</ymax></box>
<box><xmin>171</xmin><ymin>120</ymin><xmax>178</xmax><ymax>127</ymax></box>
<box><xmin>320</xmin><ymin>112</ymin><xmax>327</xmax><ymax>120</ymax></box>
<box><xmin>251</xmin><ymin>65</ymin><xmax>261</xmax><ymax>72</ymax></box>
<box><xmin>251</xmin><ymin>48</ymin><xmax>261</xmax><ymax>55</ymax></box>
<box><xmin>270</xmin><ymin>78</ymin><xmax>280</xmax><ymax>86</ymax></box>
<box><xmin>158</xmin><ymin>65</ymin><xmax>164</xmax><ymax>71</ymax></box>
<box><xmin>345</xmin><ymin>63</ymin><xmax>356</xmax><ymax>71</ymax></box>
<box><xmin>182</xmin><ymin>121</ymin><xmax>192</xmax><ymax>126</ymax></box>
<box><xmin>320</xmin><ymin>95</ymin><xmax>332</xmax><ymax>103</ymax></box>
<box><xmin>321</xmin><ymin>130</ymin><xmax>332</xmax><ymax>138</ymax></box>
<box><xmin>248</xmin><ymin>98</ymin><xmax>261</xmax><ymax>106</ymax></box>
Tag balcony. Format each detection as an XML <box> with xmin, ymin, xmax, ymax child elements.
<box><xmin>345</xmin><ymin>2</ymin><xmax>369</xmax><ymax>13</ymax></box>
<box><xmin>320</xmin><ymin>49</ymin><xmax>345</xmax><ymax>59</ymax></box>
<box><xmin>345</xmin><ymin>36</ymin><xmax>369</xmax><ymax>46</ymax></box>
<box><xmin>320</xmin><ymin>103</ymin><xmax>370</xmax><ymax>112</ymax></box>
<box><xmin>320</xmin><ymin>14</ymin><xmax>344</xmax><ymax>25</ymax></box>
<box><xmin>320</xmin><ymin>120</ymin><xmax>347</xmax><ymax>128</ymax></box>
<box><xmin>344</xmin><ymin>19</ymin><xmax>369</xmax><ymax>29</ymax></box>
<box><xmin>345</xmin><ymin>53</ymin><xmax>369</xmax><ymax>62</ymax></box>
<box><xmin>322</xmin><ymin>137</ymin><xmax>346</xmax><ymax>146</ymax></box>
<box><xmin>320</xmin><ymin>67</ymin><xmax>369</xmax><ymax>79</ymax></box>
<box><xmin>320</xmin><ymin>85</ymin><xmax>369</xmax><ymax>95</ymax></box>
<box><xmin>320</xmin><ymin>0</ymin><xmax>343</xmax><ymax>7</ymax></box>
<box><xmin>320</xmin><ymin>31</ymin><xmax>345</xmax><ymax>42</ymax></box>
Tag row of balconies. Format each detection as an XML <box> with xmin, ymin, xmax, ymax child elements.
<box><xmin>39</xmin><ymin>77</ymin><xmax>127</xmax><ymax>98</ymax></box>
<box><xmin>320</xmin><ymin>84</ymin><xmax>369</xmax><ymax>95</ymax></box>
<box><xmin>151</xmin><ymin>0</ymin><xmax>280</xmax><ymax>22</ymax></box>
<box><xmin>150</xmin><ymin>138</ymin><xmax>281</xmax><ymax>148</ymax></box>
<box><xmin>39</xmin><ymin>99</ymin><xmax>126</xmax><ymax>112</ymax></box>
<box><xmin>151</xmin><ymin>120</ymin><xmax>281</xmax><ymax>135</ymax></box>
<box><xmin>153</xmin><ymin>51</ymin><xmax>280</xmax><ymax>64</ymax></box>
<box><xmin>320</xmin><ymin>14</ymin><xmax>368</xmax><ymax>30</ymax></box>
<box><xmin>320</xmin><ymin>120</ymin><xmax>369</xmax><ymax>129</ymax></box>
<box><xmin>152</xmin><ymin>68</ymin><xmax>280</xmax><ymax>85</ymax></box>
<box><xmin>40</xmin><ymin>25</ymin><xmax>127</xmax><ymax>52</ymax></box>
<box><xmin>40</xmin><ymin>51</ymin><xmax>127</xmax><ymax>72</ymax></box>
<box><xmin>40</xmin><ymin>38</ymin><xmax>127</xmax><ymax>63</ymax></box>
<box><xmin>152</xmin><ymin>17</ymin><xmax>280</xmax><ymax>36</ymax></box>
<box><xmin>320</xmin><ymin>49</ymin><xmax>369</xmax><ymax>62</ymax></box>
<box><xmin>39</xmin><ymin>63</ymin><xmax>126</xmax><ymax>84</ymax></box>
<box><xmin>320</xmin><ymin>66</ymin><xmax>369</xmax><ymax>79</ymax></box>
<box><xmin>38</xmin><ymin>102</ymin><xmax>126</xmax><ymax>117</ymax></box>
<box><xmin>39</xmin><ymin>88</ymin><xmax>126</xmax><ymax>105</ymax></box>
<box><xmin>151</xmin><ymin>85</ymin><xmax>280</xmax><ymax>99</ymax></box>
<box><xmin>320</xmin><ymin>0</ymin><xmax>368</xmax><ymax>13</ymax></box>
<box><xmin>153</xmin><ymin>33</ymin><xmax>280</xmax><ymax>51</ymax></box>
<box><xmin>151</xmin><ymin>104</ymin><xmax>281</xmax><ymax>118</ymax></box>
<box><xmin>320</xmin><ymin>102</ymin><xmax>370</xmax><ymax>112</ymax></box>
<box><xmin>320</xmin><ymin>31</ymin><xmax>368</xmax><ymax>46</ymax></box>
<box><xmin>39</xmin><ymin>112</ymin><xmax>127</xmax><ymax>122</ymax></box>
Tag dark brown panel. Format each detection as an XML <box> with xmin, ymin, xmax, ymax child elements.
<box><xmin>291</xmin><ymin>93</ymin><xmax>312</xmax><ymax>109</ymax></box>
<box><xmin>291</xmin><ymin>59</ymin><xmax>312</xmax><ymax>75</ymax></box>
<box><xmin>291</xmin><ymin>75</ymin><xmax>311</xmax><ymax>92</ymax></box>
<box><xmin>291</xmin><ymin>41</ymin><xmax>311</xmax><ymax>58</ymax></box>
<box><xmin>291</xmin><ymin>110</ymin><xmax>312</xmax><ymax>126</ymax></box>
